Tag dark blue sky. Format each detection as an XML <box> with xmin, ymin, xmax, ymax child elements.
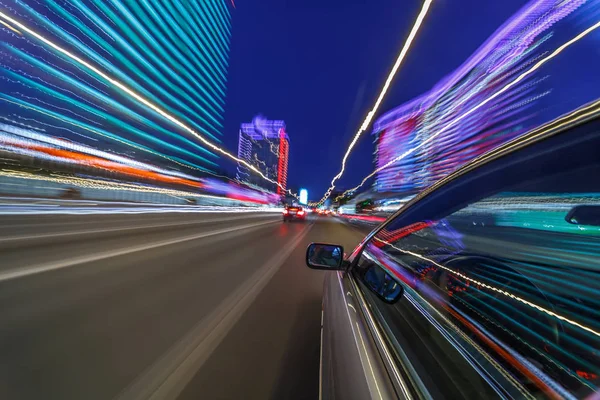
<box><xmin>221</xmin><ymin>0</ymin><xmax>594</xmax><ymax>199</ymax></box>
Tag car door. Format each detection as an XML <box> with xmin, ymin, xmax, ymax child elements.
<box><xmin>338</xmin><ymin>107</ymin><xmax>600</xmax><ymax>399</ymax></box>
<box><xmin>320</xmin><ymin>270</ymin><xmax>400</xmax><ymax>400</ymax></box>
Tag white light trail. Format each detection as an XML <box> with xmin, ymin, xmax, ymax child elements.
<box><xmin>0</xmin><ymin>18</ymin><xmax>20</xmax><ymax>34</ymax></box>
<box><xmin>0</xmin><ymin>124</ymin><xmax>197</xmax><ymax>180</ymax></box>
<box><xmin>318</xmin><ymin>0</ymin><xmax>433</xmax><ymax>205</ymax></box>
<box><xmin>342</xmin><ymin>19</ymin><xmax>600</xmax><ymax>196</ymax></box>
<box><xmin>0</xmin><ymin>10</ymin><xmax>294</xmax><ymax>196</ymax></box>
<box><xmin>375</xmin><ymin>237</ymin><xmax>600</xmax><ymax>339</ymax></box>
<box><xmin>0</xmin><ymin>169</ymin><xmax>214</xmax><ymax>198</ymax></box>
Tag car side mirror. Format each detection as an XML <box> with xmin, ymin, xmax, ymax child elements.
<box><xmin>565</xmin><ymin>205</ymin><xmax>600</xmax><ymax>226</ymax></box>
<box><xmin>360</xmin><ymin>264</ymin><xmax>404</xmax><ymax>304</ymax></box>
<box><xmin>306</xmin><ymin>243</ymin><xmax>345</xmax><ymax>270</ymax></box>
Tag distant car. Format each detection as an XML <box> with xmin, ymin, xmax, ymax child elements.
<box><xmin>283</xmin><ymin>205</ymin><xmax>306</xmax><ymax>222</ymax></box>
<box><xmin>59</xmin><ymin>187</ymin><xmax>82</xmax><ymax>200</ymax></box>
<box><xmin>305</xmin><ymin>105</ymin><xmax>600</xmax><ymax>399</ymax></box>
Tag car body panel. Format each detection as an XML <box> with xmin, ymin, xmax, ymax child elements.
<box><xmin>321</xmin><ymin>271</ymin><xmax>399</xmax><ymax>399</ymax></box>
<box><xmin>314</xmin><ymin>103</ymin><xmax>600</xmax><ymax>399</ymax></box>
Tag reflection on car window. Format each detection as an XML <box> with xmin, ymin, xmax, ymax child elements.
<box><xmin>357</xmin><ymin>166</ymin><xmax>600</xmax><ymax>398</ymax></box>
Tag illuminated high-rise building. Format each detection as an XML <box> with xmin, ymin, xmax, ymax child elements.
<box><xmin>372</xmin><ymin>0</ymin><xmax>585</xmax><ymax>194</ymax></box>
<box><xmin>236</xmin><ymin>116</ymin><xmax>289</xmax><ymax>194</ymax></box>
<box><xmin>0</xmin><ymin>0</ymin><xmax>233</xmax><ymax>177</ymax></box>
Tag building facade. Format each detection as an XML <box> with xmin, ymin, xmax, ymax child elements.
<box><xmin>0</xmin><ymin>0</ymin><xmax>233</xmax><ymax>177</ymax></box>
<box><xmin>372</xmin><ymin>0</ymin><xmax>586</xmax><ymax>195</ymax></box>
<box><xmin>237</xmin><ymin>116</ymin><xmax>289</xmax><ymax>194</ymax></box>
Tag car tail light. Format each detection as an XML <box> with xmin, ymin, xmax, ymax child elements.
<box><xmin>298</xmin><ymin>210</ymin><xmax>305</xmax><ymax>216</ymax></box>
<box><xmin>283</xmin><ymin>210</ymin><xmax>288</xmax><ymax>214</ymax></box>
<box><xmin>577</xmin><ymin>370</ymin><xmax>598</xmax><ymax>380</ymax></box>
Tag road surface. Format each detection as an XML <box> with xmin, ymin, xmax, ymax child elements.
<box><xmin>0</xmin><ymin>211</ymin><xmax>366</xmax><ymax>400</ymax></box>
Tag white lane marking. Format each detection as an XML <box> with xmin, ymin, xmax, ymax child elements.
<box><xmin>356</xmin><ymin>322</ymin><xmax>383</xmax><ymax>400</ymax></box>
<box><xmin>338</xmin><ymin>273</ymin><xmax>381</xmax><ymax>399</ymax></box>
<box><xmin>115</xmin><ymin>223</ymin><xmax>313</xmax><ymax>400</ymax></box>
<box><xmin>319</xmin><ymin>308</ymin><xmax>324</xmax><ymax>400</ymax></box>
<box><xmin>0</xmin><ymin>220</ymin><xmax>279</xmax><ymax>283</ymax></box>
<box><xmin>0</xmin><ymin>214</ymin><xmax>278</xmax><ymax>243</ymax></box>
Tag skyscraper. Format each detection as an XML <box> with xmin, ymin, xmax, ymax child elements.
<box><xmin>372</xmin><ymin>0</ymin><xmax>583</xmax><ymax>195</ymax></box>
<box><xmin>237</xmin><ymin>116</ymin><xmax>290</xmax><ymax>194</ymax></box>
<box><xmin>0</xmin><ymin>0</ymin><xmax>233</xmax><ymax>177</ymax></box>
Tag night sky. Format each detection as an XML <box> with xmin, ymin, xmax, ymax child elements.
<box><xmin>222</xmin><ymin>0</ymin><xmax>532</xmax><ymax>198</ymax></box>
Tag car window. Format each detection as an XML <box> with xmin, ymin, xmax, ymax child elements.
<box><xmin>353</xmin><ymin>130</ymin><xmax>600</xmax><ymax>399</ymax></box>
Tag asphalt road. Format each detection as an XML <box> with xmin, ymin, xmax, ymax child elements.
<box><xmin>0</xmin><ymin>212</ymin><xmax>365</xmax><ymax>400</ymax></box>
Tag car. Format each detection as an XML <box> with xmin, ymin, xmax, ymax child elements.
<box><xmin>283</xmin><ymin>205</ymin><xmax>306</xmax><ymax>222</ymax></box>
<box><xmin>305</xmin><ymin>103</ymin><xmax>600</xmax><ymax>400</ymax></box>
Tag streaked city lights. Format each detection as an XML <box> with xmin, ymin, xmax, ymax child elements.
<box><xmin>342</xmin><ymin>15</ymin><xmax>600</xmax><ymax>197</ymax></box>
<box><xmin>373</xmin><ymin>236</ymin><xmax>600</xmax><ymax>339</ymax></box>
<box><xmin>0</xmin><ymin>1</ymin><xmax>599</xmax><ymax>399</ymax></box>
<box><xmin>318</xmin><ymin>0</ymin><xmax>433</xmax><ymax>205</ymax></box>
<box><xmin>0</xmin><ymin>167</ymin><xmax>278</xmax><ymax>206</ymax></box>
<box><xmin>236</xmin><ymin>116</ymin><xmax>290</xmax><ymax>195</ymax></box>
<box><xmin>299</xmin><ymin>188</ymin><xmax>308</xmax><ymax>205</ymax></box>
<box><xmin>0</xmin><ymin>6</ymin><xmax>291</xmax><ymax>194</ymax></box>
<box><xmin>0</xmin><ymin>202</ymin><xmax>284</xmax><ymax>216</ymax></box>
<box><xmin>0</xmin><ymin>124</ymin><xmax>198</xmax><ymax>180</ymax></box>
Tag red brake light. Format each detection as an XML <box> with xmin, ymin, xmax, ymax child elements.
<box><xmin>577</xmin><ymin>370</ymin><xmax>598</xmax><ymax>380</ymax></box>
<box><xmin>298</xmin><ymin>210</ymin><xmax>305</xmax><ymax>216</ymax></box>
<box><xmin>283</xmin><ymin>210</ymin><xmax>288</xmax><ymax>214</ymax></box>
